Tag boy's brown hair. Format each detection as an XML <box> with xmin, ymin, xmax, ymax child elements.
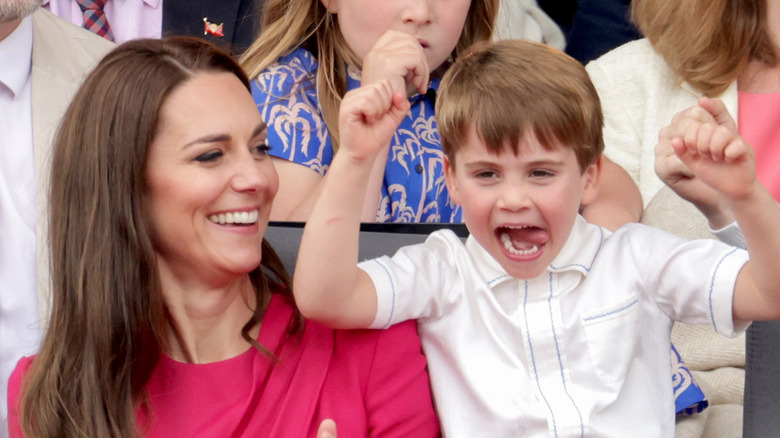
<box><xmin>436</xmin><ymin>39</ymin><xmax>604</xmax><ymax>172</ymax></box>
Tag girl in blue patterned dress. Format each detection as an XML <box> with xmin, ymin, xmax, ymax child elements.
<box><xmin>241</xmin><ymin>0</ymin><xmax>499</xmax><ymax>223</ymax></box>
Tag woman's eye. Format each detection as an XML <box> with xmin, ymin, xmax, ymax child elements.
<box><xmin>252</xmin><ymin>142</ymin><xmax>271</xmax><ymax>158</ymax></box>
<box><xmin>194</xmin><ymin>150</ymin><xmax>223</xmax><ymax>162</ymax></box>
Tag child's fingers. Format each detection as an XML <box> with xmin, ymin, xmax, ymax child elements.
<box><xmin>698</xmin><ymin>97</ymin><xmax>738</xmax><ymax>131</ymax></box>
<box><xmin>362</xmin><ymin>81</ymin><xmax>396</xmax><ymax>123</ymax></box>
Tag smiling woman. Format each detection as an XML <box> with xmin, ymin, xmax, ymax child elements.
<box><xmin>6</xmin><ymin>37</ymin><xmax>439</xmax><ymax>438</ymax></box>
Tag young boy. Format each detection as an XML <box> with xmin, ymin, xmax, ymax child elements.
<box><xmin>293</xmin><ymin>40</ymin><xmax>780</xmax><ymax>436</ymax></box>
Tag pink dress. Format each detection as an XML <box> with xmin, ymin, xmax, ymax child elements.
<box><xmin>8</xmin><ymin>292</ymin><xmax>439</xmax><ymax>437</ymax></box>
<box><xmin>738</xmin><ymin>91</ymin><xmax>780</xmax><ymax>200</ymax></box>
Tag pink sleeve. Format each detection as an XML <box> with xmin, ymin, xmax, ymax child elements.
<box><xmin>7</xmin><ymin>356</ymin><xmax>33</xmax><ymax>438</ymax></box>
<box><xmin>363</xmin><ymin>320</ymin><xmax>440</xmax><ymax>437</ymax></box>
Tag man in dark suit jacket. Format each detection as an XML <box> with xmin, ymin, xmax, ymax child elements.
<box><xmin>46</xmin><ymin>0</ymin><xmax>263</xmax><ymax>56</ymax></box>
<box><xmin>163</xmin><ymin>0</ymin><xmax>263</xmax><ymax>56</ymax></box>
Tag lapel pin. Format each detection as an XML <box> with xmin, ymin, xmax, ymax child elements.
<box><xmin>203</xmin><ymin>18</ymin><xmax>224</xmax><ymax>37</ymax></box>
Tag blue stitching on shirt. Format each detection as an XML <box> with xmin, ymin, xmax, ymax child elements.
<box><xmin>488</xmin><ymin>274</ymin><xmax>511</xmax><ymax>286</ymax></box>
<box><xmin>582</xmin><ymin>299</ymin><xmax>639</xmax><ymax>322</ymax></box>
<box><xmin>372</xmin><ymin>259</ymin><xmax>396</xmax><ymax>329</ymax></box>
<box><xmin>708</xmin><ymin>248</ymin><xmax>738</xmax><ymax>334</ymax></box>
<box><xmin>523</xmin><ymin>280</ymin><xmax>558</xmax><ymax>437</ymax></box>
<box><xmin>547</xmin><ymin>273</ymin><xmax>585</xmax><ymax>437</ymax></box>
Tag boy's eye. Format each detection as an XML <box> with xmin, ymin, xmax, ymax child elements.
<box><xmin>530</xmin><ymin>169</ymin><xmax>554</xmax><ymax>178</ymax></box>
<box><xmin>475</xmin><ymin>170</ymin><xmax>499</xmax><ymax>179</ymax></box>
<box><xmin>194</xmin><ymin>149</ymin><xmax>223</xmax><ymax>162</ymax></box>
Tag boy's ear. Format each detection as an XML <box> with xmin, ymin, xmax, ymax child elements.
<box><xmin>319</xmin><ymin>0</ymin><xmax>339</xmax><ymax>13</ymax></box>
<box><xmin>580</xmin><ymin>155</ymin><xmax>602</xmax><ymax>206</ymax></box>
<box><xmin>443</xmin><ymin>156</ymin><xmax>462</xmax><ymax>206</ymax></box>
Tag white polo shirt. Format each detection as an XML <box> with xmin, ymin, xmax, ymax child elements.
<box><xmin>361</xmin><ymin>216</ymin><xmax>749</xmax><ymax>438</ymax></box>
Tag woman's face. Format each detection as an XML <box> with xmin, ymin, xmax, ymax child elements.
<box><xmin>145</xmin><ymin>72</ymin><xmax>278</xmax><ymax>284</ymax></box>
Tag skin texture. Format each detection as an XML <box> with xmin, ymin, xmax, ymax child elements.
<box><xmin>444</xmin><ymin>127</ymin><xmax>600</xmax><ymax>279</ymax></box>
<box><xmin>145</xmin><ymin>72</ymin><xmax>278</xmax><ymax>363</ymax></box>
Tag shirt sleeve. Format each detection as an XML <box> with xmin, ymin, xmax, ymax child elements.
<box><xmin>250</xmin><ymin>49</ymin><xmax>333</xmax><ymax>175</ymax></box>
<box><xmin>709</xmin><ymin>221</ymin><xmax>747</xmax><ymax>249</ymax></box>
<box><xmin>359</xmin><ymin>230</ymin><xmax>461</xmax><ymax>329</ymax></box>
<box><xmin>362</xmin><ymin>320</ymin><xmax>440</xmax><ymax>438</ymax></box>
<box><xmin>626</xmin><ymin>225</ymin><xmax>750</xmax><ymax>337</ymax></box>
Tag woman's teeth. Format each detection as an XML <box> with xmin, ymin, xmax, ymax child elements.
<box><xmin>209</xmin><ymin>210</ymin><xmax>259</xmax><ymax>225</ymax></box>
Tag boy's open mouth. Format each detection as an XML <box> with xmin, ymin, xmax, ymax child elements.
<box><xmin>497</xmin><ymin>225</ymin><xmax>548</xmax><ymax>256</ymax></box>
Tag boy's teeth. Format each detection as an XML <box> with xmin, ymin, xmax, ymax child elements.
<box><xmin>209</xmin><ymin>210</ymin><xmax>259</xmax><ymax>225</ymax></box>
<box><xmin>500</xmin><ymin>228</ymin><xmax>540</xmax><ymax>256</ymax></box>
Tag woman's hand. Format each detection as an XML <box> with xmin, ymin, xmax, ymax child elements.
<box><xmin>317</xmin><ymin>419</ymin><xmax>337</xmax><ymax>438</ymax></box>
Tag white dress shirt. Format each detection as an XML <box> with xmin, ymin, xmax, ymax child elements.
<box><xmin>361</xmin><ymin>217</ymin><xmax>748</xmax><ymax>437</ymax></box>
<box><xmin>0</xmin><ymin>15</ymin><xmax>41</xmax><ymax>432</ymax></box>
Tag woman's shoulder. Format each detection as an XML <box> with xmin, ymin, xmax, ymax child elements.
<box><xmin>586</xmin><ymin>38</ymin><xmax>676</xmax><ymax>86</ymax></box>
<box><xmin>9</xmin><ymin>355</ymin><xmax>35</xmax><ymax>391</ymax></box>
<box><xmin>7</xmin><ymin>355</ymin><xmax>36</xmax><ymax>436</ymax></box>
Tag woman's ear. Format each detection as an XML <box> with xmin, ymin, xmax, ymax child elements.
<box><xmin>319</xmin><ymin>0</ymin><xmax>338</xmax><ymax>13</ymax></box>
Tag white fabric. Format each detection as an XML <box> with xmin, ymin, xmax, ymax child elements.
<box><xmin>361</xmin><ymin>217</ymin><xmax>748</xmax><ymax>437</ymax></box>
<box><xmin>585</xmin><ymin>38</ymin><xmax>739</xmax><ymax>207</ymax></box>
<box><xmin>0</xmin><ymin>17</ymin><xmax>41</xmax><ymax>436</ymax></box>
<box><xmin>493</xmin><ymin>0</ymin><xmax>565</xmax><ymax>50</ymax></box>
<box><xmin>710</xmin><ymin>222</ymin><xmax>747</xmax><ymax>249</ymax></box>
<box><xmin>43</xmin><ymin>0</ymin><xmax>162</xmax><ymax>43</ymax></box>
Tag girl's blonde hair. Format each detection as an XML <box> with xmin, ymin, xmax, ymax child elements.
<box><xmin>632</xmin><ymin>0</ymin><xmax>775</xmax><ymax>96</ymax></box>
<box><xmin>20</xmin><ymin>37</ymin><xmax>300</xmax><ymax>437</ymax></box>
<box><xmin>240</xmin><ymin>0</ymin><xmax>499</xmax><ymax>150</ymax></box>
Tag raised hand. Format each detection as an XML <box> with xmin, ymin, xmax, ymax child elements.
<box><xmin>655</xmin><ymin>98</ymin><xmax>745</xmax><ymax>226</ymax></box>
<box><xmin>338</xmin><ymin>79</ymin><xmax>411</xmax><ymax>164</ymax></box>
<box><xmin>666</xmin><ymin>97</ymin><xmax>756</xmax><ymax>201</ymax></box>
<box><xmin>361</xmin><ymin>30</ymin><xmax>430</xmax><ymax>98</ymax></box>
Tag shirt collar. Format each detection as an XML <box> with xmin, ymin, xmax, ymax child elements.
<box><xmin>465</xmin><ymin>215</ymin><xmax>607</xmax><ymax>288</ymax></box>
<box><xmin>42</xmin><ymin>0</ymin><xmax>161</xmax><ymax>8</ymax></box>
<box><xmin>0</xmin><ymin>15</ymin><xmax>33</xmax><ymax>97</ymax></box>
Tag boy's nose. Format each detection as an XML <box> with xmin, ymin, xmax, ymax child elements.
<box><xmin>497</xmin><ymin>184</ymin><xmax>532</xmax><ymax>211</ymax></box>
<box><xmin>401</xmin><ymin>0</ymin><xmax>432</xmax><ymax>25</ymax></box>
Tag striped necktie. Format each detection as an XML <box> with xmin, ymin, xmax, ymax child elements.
<box><xmin>75</xmin><ymin>0</ymin><xmax>115</xmax><ymax>42</ymax></box>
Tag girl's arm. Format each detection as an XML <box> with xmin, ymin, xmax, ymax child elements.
<box><xmin>270</xmin><ymin>159</ymin><xmax>383</xmax><ymax>222</ymax></box>
<box><xmin>270</xmin><ymin>31</ymin><xmax>428</xmax><ymax>223</ymax></box>
<box><xmin>580</xmin><ymin>156</ymin><xmax>643</xmax><ymax>230</ymax></box>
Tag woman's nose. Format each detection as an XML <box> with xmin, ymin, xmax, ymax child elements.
<box><xmin>231</xmin><ymin>156</ymin><xmax>273</xmax><ymax>193</ymax></box>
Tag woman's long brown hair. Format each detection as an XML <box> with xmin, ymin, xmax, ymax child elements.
<box><xmin>19</xmin><ymin>37</ymin><xmax>301</xmax><ymax>437</ymax></box>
